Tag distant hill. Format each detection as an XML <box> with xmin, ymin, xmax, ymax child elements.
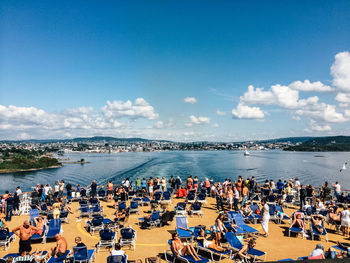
<box><xmin>284</xmin><ymin>136</ymin><xmax>350</xmax><ymax>151</ymax></box>
<box><xmin>256</xmin><ymin>137</ymin><xmax>314</xmax><ymax>144</ymax></box>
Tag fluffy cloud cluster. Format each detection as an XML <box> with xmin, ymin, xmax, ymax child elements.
<box><xmin>185</xmin><ymin>115</ymin><xmax>210</xmax><ymax>127</ymax></box>
<box><xmin>231</xmin><ymin>51</ymin><xmax>350</xmax><ymax>132</ymax></box>
<box><xmin>184</xmin><ymin>97</ymin><xmax>197</xmax><ymax>104</ymax></box>
<box><xmin>0</xmin><ymin>98</ymin><xmax>160</xmax><ymax>139</ymax></box>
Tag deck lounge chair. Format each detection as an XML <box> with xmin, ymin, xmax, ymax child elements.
<box><xmin>30</xmin><ymin>209</ymin><xmax>40</xmax><ymax>224</ymax></box>
<box><xmin>274</xmin><ymin>205</ymin><xmax>290</xmax><ymax>224</ymax></box>
<box><xmin>119</xmin><ymin>227</ymin><xmax>136</xmax><ymax>251</ymax></box>
<box><xmin>107</xmin><ymin>254</ymin><xmax>128</xmax><ymax>263</ymax></box>
<box><xmin>165</xmin><ymin>239</ymin><xmax>209</xmax><ymax>263</ymax></box>
<box><xmin>248</xmin><ymin>204</ymin><xmax>263</xmax><ymax>224</ymax></box>
<box><xmin>129</xmin><ymin>201</ymin><xmax>139</xmax><ymax>214</ymax></box>
<box><xmin>174</xmin><ymin>202</ymin><xmax>187</xmax><ymax>216</ymax></box>
<box><xmin>189</xmin><ymin>202</ymin><xmax>203</xmax><ymax>217</ymax></box>
<box><xmin>87</xmin><ymin>215</ymin><xmax>104</xmax><ymax>235</ymax></box>
<box><xmin>59</xmin><ymin>210</ymin><xmax>69</xmax><ymax>223</ymax></box>
<box><xmin>46</xmin><ymin>250</ymin><xmax>70</xmax><ymax>263</ymax></box>
<box><xmin>90</xmin><ymin>204</ymin><xmax>103</xmax><ymax>218</ymax></box>
<box><xmin>176</xmin><ymin>216</ymin><xmax>193</xmax><ymax>240</ymax></box>
<box><xmin>98</xmin><ymin>189</ymin><xmax>107</xmax><ymax>201</ymax></box>
<box><xmin>44</xmin><ymin>219</ymin><xmax>62</xmax><ymax>243</ymax></box>
<box><xmin>72</xmin><ymin>246</ymin><xmax>95</xmax><ymax>263</ymax></box>
<box><xmin>79</xmin><ymin>205</ymin><xmax>90</xmax><ymax>218</ymax></box>
<box><xmin>0</xmin><ymin>230</ymin><xmax>15</xmax><ymax>251</ymax></box>
<box><xmin>224</xmin><ymin>232</ymin><xmax>266</xmax><ymax>261</ymax></box>
<box><xmin>231</xmin><ymin>213</ymin><xmax>259</xmax><ymax>235</ymax></box>
<box><xmin>223</xmin><ymin>221</ymin><xmax>246</xmax><ymax>235</ymax></box>
<box><xmin>154</xmin><ymin>192</ymin><xmax>162</xmax><ymax>201</ymax></box>
<box><xmin>311</xmin><ymin>221</ymin><xmax>328</xmax><ymax>242</ymax></box>
<box><xmin>186</xmin><ymin>193</ymin><xmax>196</xmax><ymax>204</ymax></box>
<box><xmin>97</xmin><ymin>229</ymin><xmax>117</xmax><ymax>252</ymax></box>
<box><xmin>141</xmin><ymin>197</ymin><xmax>151</xmax><ymax>206</ymax></box>
<box><xmin>118</xmin><ymin>202</ymin><xmax>127</xmax><ymax>212</ymax></box>
<box><xmin>288</xmin><ymin>212</ymin><xmax>305</xmax><ymax>239</ymax></box>
<box><xmin>193</xmin><ymin>228</ymin><xmax>232</xmax><ymax>262</ymax></box>
<box><xmin>163</xmin><ymin>191</ymin><xmax>172</xmax><ymax>204</ymax></box>
<box><xmin>31</xmin><ymin>224</ymin><xmax>47</xmax><ymax>242</ymax></box>
<box><xmin>278</xmin><ymin>258</ymin><xmax>294</xmax><ymax>261</ymax></box>
<box><xmin>196</xmin><ymin>193</ymin><xmax>206</xmax><ymax>204</ymax></box>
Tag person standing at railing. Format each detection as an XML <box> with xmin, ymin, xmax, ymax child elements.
<box><xmin>135</xmin><ymin>178</ymin><xmax>141</xmax><ymax>191</ymax></box>
<box><xmin>299</xmin><ymin>185</ymin><xmax>307</xmax><ymax>210</ymax></box>
<box><xmin>5</xmin><ymin>193</ymin><xmax>14</xmax><ymax>221</ymax></box>
<box><xmin>332</xmin><ymin>182</ymin><xmax>341</xmax><ymax>199</ymax></box>
<box><xmin>66</xmin><ymin>182</ymin><xmax>72</xmax><ymax>198</ymax></box>
<box><xmin>90</xmin><ymin>180</ymin><xmax>97</xmax><ymax>197</ymax></box>
<box><xmin>58</xmin><ymin>180</ymin><xmax>65</xmax><ymax>198</ymax></box>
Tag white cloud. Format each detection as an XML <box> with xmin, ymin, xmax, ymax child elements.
<box><xmin>216</xmin><ymin>109</ymin><xmax>226</xmax><ymax>116</ymax></box>
<box><xmin>331</xmin><ymin>51</ymin><xmax>350</xmax><ymax>92</ymax></box>
<box><xmin>335</xmin><ymin>93</ymin><xmax>350</xmax><ymax>103</ymax></box>
<box><xmin>212</xmin><ymin>123</ymin><xmax>219</xmax><ymax>128</ymax></box>
<box><xmin>153</xmin><ymin>118</ymin><xmax>175</xmax><ymax>129</ymax></box>
<box><xmin>232</xmin><ymin>103</ymin><xmax>265</xmax><ymax>119</ymax></box>
<box><xmin>185</xmin><ymin>115</ymin><xmax>211</xmax><ymax>127</ymax></box>
<box><xmin>311</xmin><ymin>123</ymin><xmax>331</xmax><ymax>132</ymax></box>
<box><xmin>288</xmin><ymin>80</ymin><xmax>333</xmax><ymax>92</ymax></box>
<box><xmin>101</xmin><ymin>98</ymin><xmax>158</xmax><ymax>120</ymax></box>
<box><xmin>240</xmin><ymin>85</ymin><xmax>275</xmax><ymax>105</ymax></box>
<box><xmin>184</xmin><ymin>97</ymin><xmax>197</xmax><ymax>104</ymax></box>
<box><xmin>295</xmin><ymin>104</ymin><xmax>347</xmax><ymax>123</ymax></box>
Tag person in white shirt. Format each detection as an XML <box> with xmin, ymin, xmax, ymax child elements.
<box><xmin>333</xmin><ymin>182</ymin><xmax>341</xmax><ymax>198</ymax></box>
<box><xmin>294</xmin><ymin>178</ymin><xmax>301</xmax><ymax>189</ymax></box>
<box><xmin>15</xmin><ymin>187</ymin><xmax>22</xmax><ymax>196</ymax></box>
<box><xmin>341</xmin><ymin>207</ymin><xmax>350</xmax><ymax>237</ymax></box>
<box><xmin>310</xmin><ymin>244</ymin><xmax>325</xmax><ymax>258</ymax></box>
<box><xmin>109</xmin><ymin>243</ymin><xmax>127</xmax><ymax>261</ymax></box>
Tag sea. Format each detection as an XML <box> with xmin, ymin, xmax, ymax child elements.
<box><xmin>1</xmin><ymin>150</ymin><xmax>350</xmax><ymax>193</ymax></box>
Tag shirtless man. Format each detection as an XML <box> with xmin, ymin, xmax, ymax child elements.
<box><xmin>12</xmin><ymin>220</ymin><xmax>38</xmax><ymax>256</ymax></box>
<box><xmin>50</xmin><ymin>234</ymin><xmax>67</xmax><ymax>258</ymax></box>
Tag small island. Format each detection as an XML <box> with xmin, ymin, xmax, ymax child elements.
<box><xmin>0</xmin><ymin>148</ymin><xmax>62</xmax><ymax>174</ymax></box>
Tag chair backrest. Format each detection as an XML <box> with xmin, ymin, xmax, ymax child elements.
<box><xmin>100</xmin><ymin>229</ymin><xmax>115</xmax><ymax>240</ymax></box>
<box><xmin>154</xmin><ymin>192</ymin><xmax>162</xmax><ymax>200</ymax></box>
<box><xmin>60</xmin><ymin>211</ymin><xmax>69</xmax><ymax>218</ymax></box>
<box><xmin>49</xmin><ymin>219</ymin><xmax>61</xmax><ymax>230</ymax></box>
<box><xmin>176</xmin><ymin>216</ymin><xmax>187</xmax><ymax>229</ymax></box>
<box><xmin>232</xmin><ymin>213</ymin><xmax>245</xmax><ymax>225</ymax></box>
<box><xmin>176</xmin><ymin>202</ymin><xmax>186</xmax><ymax>210</ymax></box>
<box><xmin>224</xmin><ymin>232</ymin><xmax>242</xmax><ymax>248</ymax></box>
<box><xmin>89</xmin><ymin>197</ymin><xmax>98</xmax><ymax>204</ymax></box>
<box><xmin>286</xmin><ymin>195</ymin><xmax>294</xmax><ymax>202</ymax></box>
<box><xmin>150</xmin><ymin>211</ymin><xmax>160</xmax><ymax>221</ymax></box>
<box><xmin>79</xmin><ymin>200</ymin><xmax>88</xmax><ymax>205</ymax></box>
<box><xmin>118</xmin><ymin>202</ymin><xmax>126</xmax><ymax>211</ymax></box>
<box><xmin>73</xmin><ymin>246</ymin><xmax>88</xmax><ymax>261</ymax></box>
<box><xmin>163</xmin><ymin>192</ymin><xmax>171</xmax><ymax>200</ymax></box>
<box><xmin>80</xmin><ymin>205</ymin><xmax>89</xmax><ymax>213</ymax></box>
<box><xmin>197</xmin><ymin>193</ymin><xmax>206</xmax><ymax>200</ymax></box>
<box><xmin>107</xmin><ymin>255</ymin><xmax>127</xmax><ymax>263</ymax></box>
<box><xmin>30</xmin><ymin>209</ymin><xmax>39</xmax><ymax>222</ymax></box>
<box><xmin>192</xmin><ymin>202</ymin><xmax>201</xmax><ymax>210</ymax></box>
<box><xmin>120</xmin><ymin>228</ymin><xmax>135</xmax><ymax>239</ymax></box>
<box><xmin>263</xmin><ymin>189</ymin><xmax>270</xmax><ymax>196</ymax></box>
<box><xmin>268</xmin><ymin>195</ymin><xmax>276</xmax><ymax>202</ymax></box>
<box><xmin>0</xmin><ymin>229</ymin><xmax>9</xmax><ymax>240</ymax></box>
<box><xmin>269</xmin><ymin>204</ymin><xmax>276</xmax><ymax>216</ymax></box>
<box><xmin>92</xmin><ymin>215</ymin><xmax>104</xmax><ymax>226</ymax></box>
<box><xmin>41</xmin><ymin>203</ymin><xmax>48</xmax><ymax>211</ymax></box>
<box><xmin>130</xmin><ymin>201</ymin><xmax>138</xmax><ymax>209</ymax></box>
<box><xmin>275</xmin><ymin>205</ymin><xmax>283</xmax><ymax>213</ymax></box>
<box><xmin>98</xmin><ymin>189</ymin><xmax>105</xmax><ymax>197</ymax></box>
<box><xmin>250</xmin><ymin>204</ymin><xmax>259</xmax><ymax>212</ymax></box>
<box><xmin>187</xmin><ymin>193</ymin><xmax>195</xmax><ymax>200</ymax></box>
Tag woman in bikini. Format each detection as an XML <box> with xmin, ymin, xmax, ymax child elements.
<box><xmin>291</xmin><ymin>213</ymin><xmax>304</xmax><ymax>229</ymax></box>
<box><xmin>213</xmin><ymin>214</ymin><xmax>228</xmax><ymax>246</ymax></box>
<box><xmin>51</xmin><ymin>199</ymin><xmax>62</xmax><ymax>219</ymax></box>
<box><xmin>196</xmin><ymin>229</ymin><xmax>228</xmax><ymax>252</ymax></box>
<box><xmin>171</xmin><ymin>233</ymin><xmax>200</xmax><ymax>261</ymax></box>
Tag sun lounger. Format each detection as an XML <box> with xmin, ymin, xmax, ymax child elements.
<box><xmin>190</xmin><ymin>202</ymin><xmax>203</xmax><ymax>217</ymax></box>
<box><xmin>175</xmin><ymin>202</ymin><xmax>187</xmax><ymax>216</ymax></box>
<box><xmin>97</xmin><ymin>229</ymin><xmax>117</xmax><ymax>252</ymax></box>
<box><xmin>141</xmin><ymin>197</ymin><xmax>151</xmax><ymax>206</ymax></box>
<box><xmin>176</xmin><ymin>216</ymin><xmax>193</xmax><ymax>240</ymax></box>
<box><xmin>30</xmin><ymin>209</ymin><xmax>40</xmax><ymax>224</ymax></box>
<box><xmin>274</xmin><ymin>205</ymin><xmax>290</xmax><ymax>224</ymax></box>
<box><xmin>31</xmin><ymin>224</ymin><xmax>47</xmax><ymax>242</ymax></box>
<box><xmin>230</xmin><ymin>212</ymin><xmax>259</xmax><ymax>235</ymax></box>
<box><xmin>311</xmin><ymin>221</ymin><xmax>328</xmax><ymax>242</ymax></box>
<box><xmin>46</xmin><ymin>250</ymin><xmax>70</xmax><ymax>263</ymax></box>
<box><xmin>154</xmin><ymin>192</ymin><xmax>163</xmax><ymax>201</ymax></box>
<box><xmin>119</xmin><ymin>227</ymin><xmax>136</xmax><ymax>251</ymax></box>
<box><xmin>224</xmin><ymin>232</ymin><xmax>266</xmax><ymax>261</ymax></box>
<box><xmin>288</xmin><ymin>213</ymin><xmax>305</xmax><ymax>239</ymax></box>
<box><xmin>0</xmin><ymin>230</ymin><xmax>15</xmax><ymax>251</ymax></box>
<box><xmin>193</xmin><ymin>228</ymin><xmax>232</xmax><ymax>262</ymax></box>
<box><xmin>129</xmin><ymin>201</ymin><xmax>139</xmax><ymax>214</ymax></box>
<box><xmin>186</xmin><ymin>193</ymin><xmax>196</xmax><ymax>204</ymax></box>
<box><xmin>165</xmin><ymin>239</ymin><xmax>209</xmax><ymax>263</ymax></box>
<box><xmin>87</xmin><ymin>215</ymin><xmax>104</xmax><ymax>235</ymax></box>
<box><xmin>278</xmin><ymin>258</ymin><xmax>294</xmax><ymax>261</ymax></box>
<box><xmin>163</xmin><ymin>191</ymin><xmax>172</xmax><ymax>204</ymax></box>
<box><xmin>72</xmin><ymin>246</ymin><xmax>95</xmax><ymax>263</ymax></box>
<box><xmin>79</xmin><ymin>205</ymin><xmax>90</xmax><ymax>218</ymax></box>
<box><xmin>44</xmin><ymin>219</ymin><xmax>62</xmax><ymax>243</ymax></box>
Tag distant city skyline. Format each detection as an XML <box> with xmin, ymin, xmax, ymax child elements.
<box><xmin>1</xmin><ymin>1</ymin><xmax>350</xmax><ymax>141</ymax></box>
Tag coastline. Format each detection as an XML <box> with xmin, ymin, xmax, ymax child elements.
<box><xmin>0</xmin><ymin>164</ymin><xmax>63</xmax><ymax>174</ymax></box>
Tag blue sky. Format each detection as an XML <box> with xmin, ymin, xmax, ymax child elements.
<box><xmin>1</xmin><ymin>1</ymin><xmax>350</xmax><ymax>141</ymax></box>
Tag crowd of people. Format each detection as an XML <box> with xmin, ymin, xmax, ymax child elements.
<box><xmin>1</xmin><ymin>175</ymin><xmax>350</xmax><ymax>262</ymax></box>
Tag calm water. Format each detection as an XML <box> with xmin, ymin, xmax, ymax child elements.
<box><xmin>1</xmin><ymin>150</ymin><xmax>349</xmax><ymax>193</ymax></box>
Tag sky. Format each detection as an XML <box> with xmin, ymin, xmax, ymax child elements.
<box><xmin>1</xmin><ymin>0</ymin><xmax>350</xmax><ymax>141</ymax></box>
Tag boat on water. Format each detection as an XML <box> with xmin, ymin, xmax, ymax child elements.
<box><xmin>244</xmin><ymin>150</ymin><xmax>250</xmax><ymax>156</ymax></box>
